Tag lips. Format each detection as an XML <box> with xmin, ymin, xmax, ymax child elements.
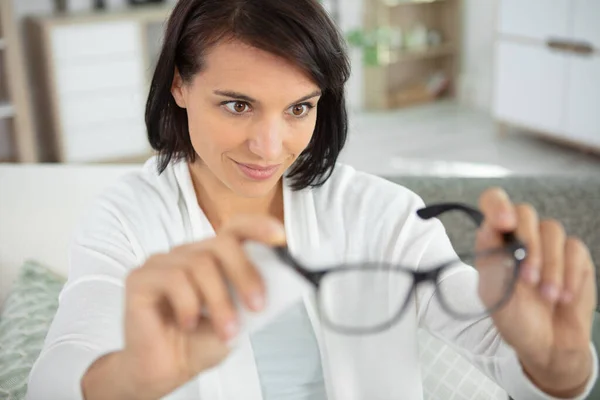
<box><xmin>239</xmin><ymin>163</ymin><xmax>280</xmax><ymax>171</ymax></box>
<box><xmin>234</xmin><ymin>160</ymin><xmax>281</xmax><ymax>181</ymax></box>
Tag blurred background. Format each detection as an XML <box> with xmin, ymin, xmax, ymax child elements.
<box><xmin>0</xmin><ymin>5</ymin><xmax>599</xmax><ymax>397</ymax></box>
<box><xmin>0</xmin><ymin>0</ymin><xmax>599</xmax><ymax>177</ymax></box>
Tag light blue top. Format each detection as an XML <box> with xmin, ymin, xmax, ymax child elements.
<box><xmin>249</xmin><ymin>301</ymin><xmax>327</xmax><ymax>400</ymax></box>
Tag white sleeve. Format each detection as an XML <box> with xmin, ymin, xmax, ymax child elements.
<box><xmin>26</xmin><ymin>199</ymin><xmax>138</xmax><ymax>400</ymax></box>
<box><xmin>399</xmin><ymin>197</ymin><xmax>599</xmax><ymax>400</ymax></box>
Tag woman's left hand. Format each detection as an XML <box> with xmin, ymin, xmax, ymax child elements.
<box><xmin>476</xmin><ymin>187</ymin><xmax>597</xmax><ymax>398</ymax></box>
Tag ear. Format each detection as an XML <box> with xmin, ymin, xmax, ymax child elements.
<box><xmin>171</xmin><ymin>68</ymin><xmax>187</xmax><ymax>108</ymax></box>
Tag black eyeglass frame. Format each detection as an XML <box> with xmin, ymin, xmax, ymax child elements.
<box><xmin>271</xmin><ymin>202</ymin><xmax>528</xmax><ymax>335</ymax></box>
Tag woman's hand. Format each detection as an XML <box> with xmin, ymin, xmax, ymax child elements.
<box><xmin>476</xmin><ymin>187</ymin><xmax>597</xmax><ymax>398</ymax></box>
<box><xmin>112</xmin><ymin>215</ymin><xmax>285</xmax><ymax>400</ymax></box>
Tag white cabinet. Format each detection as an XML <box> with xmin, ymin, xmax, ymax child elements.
<box><xmin>493</xmin><ymin>0</ymin><xmax>600</xmax><ymax>152</ymax></box>
<box><xmin>565</xmin><ymin>55</ymin><xmax>600</xmax><ymax>147</ymax></box>
<box><xmin>572</xmin><ymin>0</ymin><xmax>600</xmax><ymax>49</ymax></box>
<box><xmin>27</xmin><ymin>8</ymin><xmax>170</xmax><ymax>163</ymax></box>
<box><xmin>498</xmin><ymin>0</ymin><xmax>571</xmax><ymax>40</ymax></box>
<box><xmin>494</xmin><ymin>42</ymin><xmax>568</xmax><ymax>135</ymax></box>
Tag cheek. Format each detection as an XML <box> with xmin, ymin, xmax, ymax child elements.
<box><xmin>188</xmin><ymin>110</ymin><xmax>243</xmax><ymax>155</ymax></box>
<box><xmin>289</xmin><ymin>118</ymin><xmax>317</xmax><ymax>153</ymax></box>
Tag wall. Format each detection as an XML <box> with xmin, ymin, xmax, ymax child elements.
<box><xmin>459</xmin><ymin>0</ymin><xmax>498</xmax><ymax>113</ymax></box>
<box><xmin>326</xmin><ymin>0</ymin><xmax>364</xmax><ymax>112</ymax></box>
<box><xmin>12</xmin><ymin>0</ymin><xmax>496</xmax><ymax>117</ymax></box>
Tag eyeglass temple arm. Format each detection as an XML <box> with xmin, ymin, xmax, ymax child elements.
<box><xmin>417</xmin><ymin>203</ymin><xmax>518</xmax><ymax>244</ymax></box>
<box><xmin>272</xmin><ymin>246</ymin><xmax>324</xmax><ymax>287</ymax></box>
<box><xmin>417</xmin><ymin>203</ymin><xmax>484</xmax><ymax>226</ymax></box>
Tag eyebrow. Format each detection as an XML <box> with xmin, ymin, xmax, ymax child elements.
<box><xmin>213</xmin><ymin>89</ymin><xmax>322</xmax><ymax>107</ymax></box>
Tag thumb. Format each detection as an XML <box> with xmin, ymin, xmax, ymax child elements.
<box><xmin>222</xmin><ymin>214</ymin><xmax>287</xmax><ymax>246</ymax></box>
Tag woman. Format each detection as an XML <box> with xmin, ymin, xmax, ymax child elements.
<box><xmin>27</xmin><ymin>0</ymin><xmax>597</xmax><ymax>399</ymax></box>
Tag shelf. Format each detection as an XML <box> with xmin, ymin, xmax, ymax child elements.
<box><xmin>0</xmin><ymin>102</ymin><xmax>15</xmax><ymax>119</ymax></box>
<box><xmin>375</xmin><ymin>42</ymin><xmax>456</xmax><ymax>66</ymax></box>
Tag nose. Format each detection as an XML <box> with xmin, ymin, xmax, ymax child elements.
<box><xmin>248</xmin><ymin>116</ymin><xmax>284</xmax><ymax>161</ymax></box>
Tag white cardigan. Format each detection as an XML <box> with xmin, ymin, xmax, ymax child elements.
<box><xmin>26</xmin><ymin>157</ymin><xmax>598</xmax><ymax>400</ymax></box>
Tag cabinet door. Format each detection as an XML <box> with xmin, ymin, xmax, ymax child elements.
<box><xmin>493</xmin><ymin>41</ymin><xmax>568</xmax><ymax>135</ymax></box>
<box><xmin>564</xmin><ymin>55</ymin><xmax>600</xmax><ymax>147</ymax></box>
<box><xmin>498</xmin><ymin>0</ymin><xmax>571</xmax><ymax>40</ymax></box>
<box><xmin>571</xmin><ymin>0</ymin><xmax>600</xmax><ymax>50</ymax></box>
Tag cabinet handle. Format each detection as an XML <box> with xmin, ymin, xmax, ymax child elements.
<box><xmin>547</xmin><ymin>38</ymin><xmax>594</xmax><ymax>56</ymax></box>
<box><xmin>547</xmin><ymin>38</ymin><xmax>571</xmax><ymax>52</ymax></box>
<box><xmin>569</xmin><ymin>41</ymin><xmax>594</xmax><ymax>56</ymax></box>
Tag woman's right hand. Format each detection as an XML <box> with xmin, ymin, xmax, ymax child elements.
<box><xmin>114</xmin><ymin>214</ymin><xmax>286</xmax><ymax>399</ymax></box>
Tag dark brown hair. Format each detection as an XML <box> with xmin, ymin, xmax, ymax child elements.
<box><xmin>146</xmin><ymin>0</ymin><xmax>350</xmax><ymax>190</ymax></box>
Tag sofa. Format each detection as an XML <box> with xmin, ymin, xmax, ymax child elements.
<box><xmin>0</xmin><ymin>164</ymin><xmax>599</xmax><ymax>400</ymax></box>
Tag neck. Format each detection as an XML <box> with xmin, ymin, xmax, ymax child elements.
<box><xmin>188</xmin><ymin>162</ymin><xmax>284</xmax><ymax>232</ymax></box>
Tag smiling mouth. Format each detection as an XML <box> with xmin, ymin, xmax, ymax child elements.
<box><xmin>233</xmin><ymin>160</ymin><xmax>281</xmax><ymax>180</ymax></box>
<box><xmin>236</xmin><ymin>162</ymin><xmax>281</xmax><ymax>171</ymax></box>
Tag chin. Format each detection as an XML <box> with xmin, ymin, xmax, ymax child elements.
<box><xmin>230</xmin><ymin>180</ymin><xmax>280</xmax><ymax>199</ymax></box>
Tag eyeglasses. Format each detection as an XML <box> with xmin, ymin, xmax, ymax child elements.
<box><xmin>271</xmin><ymin>202</ymin><xmax>528</xmax><ymax>335</ymax></box>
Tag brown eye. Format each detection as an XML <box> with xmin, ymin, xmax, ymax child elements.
<box><xmin>292</xmin><ymin>105</ymin><xmax>304</xmax><ymax>116</ymax></box>
<box><xmin>288</xmin><ymin>104</ymin><xmax>310</xmax><ymax>117</ymax></box>
<box><xmin>224</xmin><ymin>101</ymin><xmax>250</xmax><ymax>114</ymax></box>
<box><xmin>234</xmin><ymin>102</ymin><xmax>246</xmax><ymax>113</ymax></box>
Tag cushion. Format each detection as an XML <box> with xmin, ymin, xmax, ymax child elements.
<box><xmin>423</xmin><ymin>311</ymin><xmax>600</xmax><ymax>400</ymax></box>
<box><xmin>418</xmin><ymin>329</ymin><xmax>508</xmax><ymax>399</ymax></box>
<box><xmin>0</xmin><ymin>260</ymin><xmax>65</xmax><ymax>400</ymax></box>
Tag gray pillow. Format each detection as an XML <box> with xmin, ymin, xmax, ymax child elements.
<box><xmin>0</xmin><ymin>260</ymin><xmax>65</xmax><ymax>400</ymax></box>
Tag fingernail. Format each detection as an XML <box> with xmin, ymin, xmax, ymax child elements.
<box><xmin>224</xmin><ymin>320</ymin><xmax>238</xmax><ymax>339</ymax></box>
<box><xmin>249</xmin><ymin>293</ymin><xmax>265</xmax><ymax>311</ymax></box>
<box><xmin>541</xmin><ymin>284</ymin><xmax>560</xmax><ymax>302</ymax></box>
<box><xmin>560</xmin><ymin>291</ymin><xmax>573</xmax><ymax>304</ymax></box>
<box><xmin>523</xmin><ymin>268</ymin><xmax>540</xmax><ymax>285</ymax></box>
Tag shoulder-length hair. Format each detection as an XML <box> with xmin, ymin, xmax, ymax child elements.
<box><xmin>145</xmin><ymin>0</ymin><xmax>351</xmax><ymax>190</ymax></box>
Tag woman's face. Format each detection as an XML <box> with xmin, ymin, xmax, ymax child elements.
<box><xmin>171</xmin><ymin>40</ymin><xmax>321</xmax><ymax>198</ymax></box>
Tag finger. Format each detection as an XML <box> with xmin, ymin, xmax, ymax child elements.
<box><xmin>221</xmin><ymin>214</ymin><xmax>286</xmax><ymax>245</ymax></box>
<box><xmin>209</xmin><ymin>234</ymin><xmax>265</xmax><ymax>312</ymax></box>
<box><xmin>539</xmin><ymin>219</ymin><xmax>566</xmax><ymax>303</ymax></box>
<box><xmin>475</xmin><ymin>221</ymin><xmax>503</xmax><ymax>251</ymax></box>
<box><xmin>163</xmin><ymin>268</ymin><xmax>204</xmax><ymax>331</ymax></box>
<box><xmin>188</xmin><ymin>318</ymin><xmax>231</xmax><ymax>371</ymax></box>
<box><xmin>127</xmin><ymin>260</ymin><xmax>202</xmax><ymax>332</ymax></box>
<box><xmin>581</xmin><ymin>258</ymin><xmax>597</xmax><ymax>315</ymax></box>
<box><xmin>560</xmin><ymin>237</ymin><xmax>590</xmax><ymax>305</ymax></box>
<box><xmin>186</xmin><ymin>253</ymin><xmax>239</xmax><ymax>342</ymax></box>
<box><xmin>479</xmin><ymin>187</ymin><xmax>517</xmax><ymax>232</ymax></box>
<box><xmin>557</xmin><ymin>253</ymin><xmax>596</xmax><ymax>347</ymax></box>
<box><xmin>515</xmin><ymin>203</ymin><xmax>542</xmax><ymax>286</ymax></box>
